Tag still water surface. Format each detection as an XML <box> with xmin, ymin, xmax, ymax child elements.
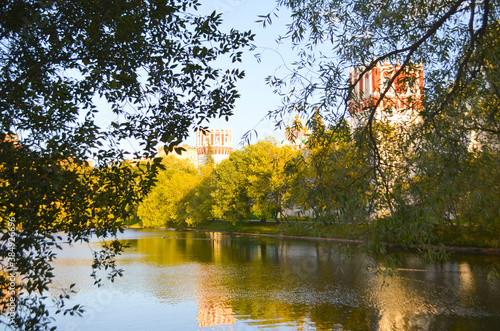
<box><xmin>50</xmin><ymin>229</ymin><xmax>500</xmax><ymax>330</ymax></box>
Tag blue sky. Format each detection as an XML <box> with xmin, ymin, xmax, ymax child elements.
<box><xmin>107</xmin><ymin>0</ymin><xmax>300</xmax><ymax>156</ymax></box>
<box><xmin>181</xmin><ymin>0</ymin><xmax>295</xmax><ymax>148</ymax></box>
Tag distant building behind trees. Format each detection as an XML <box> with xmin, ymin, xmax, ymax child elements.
<box><xmin>348</xmin><ymin>60</ymin><xmax>424</xmax><ymax>132</ymax></box>
<box><xmin>348</xmin><ymin>60</ymin><xmax>499</xmax><ymax>153</ymax></box>
<box><xmin>157</xmin><ymin>144</ymin><xmax>198</xmax><ymax>167</ymax></box>
<box><xmin>154</xmin><ymin>128</ymin><xmax>233</xmax><ymax>167</ymax></box>
<box><xmin>281</xmin><ymin>115</ymin><xmax>310</xmax><ymax>150</ymax></box>
<box><xmin>196</xmin><ymin>128</ymin><xmax>233</xmax><ymax>166</ymax></box>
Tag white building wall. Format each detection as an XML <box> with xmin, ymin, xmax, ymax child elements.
<box><xmin>196</xmin><ymin>128</ymin><xmax>233</xmax><ymax>166</ymax></box>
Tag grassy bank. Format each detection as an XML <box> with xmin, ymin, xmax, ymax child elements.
<box><xmin>127</xmin><ymin>218</ymin><xmax>500</xmax><ymax>251</ymax></box>
<box><xmin>172</xmin><ymin>220</ymin><xmax>500</xmax><ymax>251</ymax></box>
<box><xmin>179</xmin><ymin>220</ymin><xmax>366</xmax><ymax>241</ymax></box>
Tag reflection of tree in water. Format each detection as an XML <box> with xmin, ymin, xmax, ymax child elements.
<box><xmin>367</xmin><ymin>252</ymin><xmax>500</xmax><ymax>331</ymax></box>
<box><xmin>197</xmin><ymin>235</ymin><xmax>373</xmax><ymax>329</ymax></box>
<box><xmin>126</xmin><ymin>230</ymin><xmax>500</xmax><ymax>330</ymax></box>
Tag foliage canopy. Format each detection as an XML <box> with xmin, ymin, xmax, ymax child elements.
<box><xmin>253</xmin><ymin>0</ymin><xmax>500</xmax><ymax>257</ymax></box>
<box><xmin>0</xmin><ymin>0</ymin><xmax>253</xmax><ymax>329</ymax></box>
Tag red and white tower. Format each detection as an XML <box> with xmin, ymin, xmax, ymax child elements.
<box><xmin>349</xmin><ymin>60</ymin><xmax>424</xmax><ymax>131</ymax></box>
<box><xmin>196</xmin><ymin>128</ymin><xmax>233</xmax><ymax>166</ymax></box>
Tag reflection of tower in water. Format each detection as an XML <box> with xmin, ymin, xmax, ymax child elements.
<box><xmin>196</xmin><ymin>298</ymin><xmax>235</xmax><ymax>328</ymax></box>
<box><xmin>195</xmin><ymin>233</ymin><xmax>235</xmax><ymax>327</ymax></box>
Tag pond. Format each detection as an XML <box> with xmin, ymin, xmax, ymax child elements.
<box><xmin>49</xmin><ymin>229</ymin><xmax>500</xmax><ymax>330</ymax></box>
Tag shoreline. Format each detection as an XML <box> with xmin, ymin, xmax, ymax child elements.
<box><xmin>128</xmin><ymin>225</ymin><xmax>500</xmax><ymax>255</ymax></box>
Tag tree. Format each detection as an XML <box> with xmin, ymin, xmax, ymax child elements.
<box><xmin>258</xmin><ymin>1</ymin><xmax>500</xmax><ymax>254</ymax></box>
<box><xmin>0</xmin><ymin>1</ymin><xmax>253</xmax><ymax>329</ymax></box>
<box><xmin>245</xmin><ymin>138</ymin><xmax>296</xmax><ymax>223</ymax></box>
<box><xmin>264</xmin><ymin>0</ymin><xmax>497</xmax><ymax>122</ymax></box>
<box><xmin>287</xmin><ymin>118</ymin><xmax>375</xmax><ymax>225</ymax></box>
<box><xmin>211</xmin><ymin>138</ymin><xmax>297</xmax><ymax>223</ymax></box>
<box><xmin>205</xmin><ymin>144</ymin><xmax>216</xmax><ymax>166</ymax></box>
<box><xmin>211</xmin><ymin>149</ymin><xmax>252</xmax><ymax>222</ymax></box>
<box><xmin>137</xmin><ymin>156</ymin><xmax>199</xmax><ymax>227</ymax></box>
<box><xmin>179</xmin><ymin>163</ymin><xmax>216</xmax><ymax>225</ymax></box>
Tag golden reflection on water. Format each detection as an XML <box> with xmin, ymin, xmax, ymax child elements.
<box><xmin>459</xmin><ymin>262</ymin><xmax>475</xmax><ymax>303</ymax></box>
<box><xmin>195</xmin><ymin>264</ymin><xmax>235</xmax><ymax>327</ymax></box>
<box><xmin>367</xmin><ymin>271</ymin><xmax>432</xmax><ymax>330</ymax></box>
<box><xmin>132</xmin><ymin>231</ymin><xmax>500</xmax><ymax>330</ymax></box>
<box><xmin>50</xmin><ymin>230</ymin><xmax>500</xmax><ymax>330</ymax></box>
